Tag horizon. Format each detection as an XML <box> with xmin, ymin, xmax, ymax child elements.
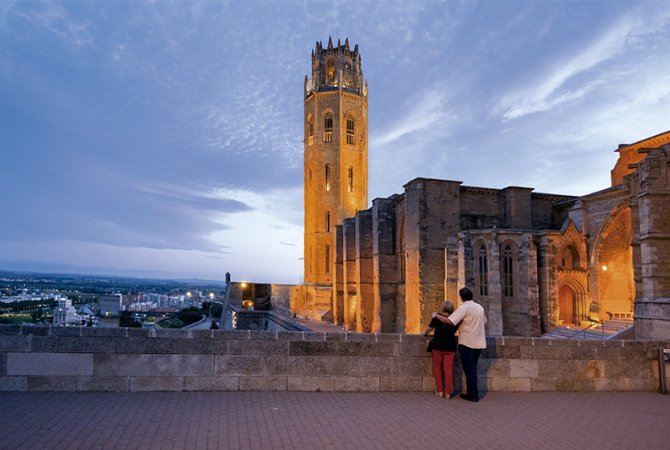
<box><xmin>2</xmin><ymin>1</ymin><xmax>669</xmax><ymax>283</ymax></box>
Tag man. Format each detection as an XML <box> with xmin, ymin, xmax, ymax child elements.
<box><xmin>434</xmin><ymin>287</ymin><xmax>486</xmax><ymax>402</ymax></box>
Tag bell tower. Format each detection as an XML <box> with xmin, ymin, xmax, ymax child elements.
<box><xmin>304</xmin><ymin>37</ymin><xmax>368</xmax><ymax>284</ymax></box>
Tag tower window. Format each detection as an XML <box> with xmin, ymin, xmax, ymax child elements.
<box><xmin>502</xmin><ymin>244</ymin><xmax>514</xmax><ymax>297</ymax></box>
<box><xmin>325</xmin><ymin>245</ymin><xmax>330</xmax><ymax>273</ymax></box>
<box><xmin>308</xmin><ymin>121</ymin><xmax>314</xmax><ymax>146</ymax></box>
<box><xmin>346</xmin><ymin>117</ymin><xmax>355</xmax><ymax>144</ymax></box>
<box><xmin>348</xmin><ymin>166</ymin><xmax>353</xmax><ymax>193</ymax></box>
<box><xmin>327</xmin><ymin>59</ymin><xmax>335</xmax><ymax>84</ymax></box>
<box><xmin>325</xmin><ymin>211</ymin><xmax>331</xmax><ymax>232</ymax></box>
<box><xmin>325</xmin><ymin>164</ymin><xmax>330</xmax><ymax>191</ymax></box>
<box><xmin>324</xmin><ymin>113</ymin><xmax>333</xmax><ymax>143</ymax></box>
<box><xmin>478</xmin><ymin>244</ymin><xmax>489</xmax><ymax>296</ymax></box>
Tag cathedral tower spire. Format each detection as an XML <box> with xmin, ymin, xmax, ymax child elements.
<box><xmin>304</xmin><ymin>38</ymin><xmax>368</xmax><ymax>284</ymax></box>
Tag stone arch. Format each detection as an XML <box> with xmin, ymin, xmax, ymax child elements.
<box><xmin>557</xmin><ymin>279</ymin><xmax>588</xmax><ymax>326</ymax></box>
<box><xmin>592</xmin><ymin>201</ymin><xmax>634</xmax><ymax>317</ymax></box>
<box><xmin>558</xmin><ymin>243</ymin><xmax>581</xmax><ymax>270</ymax></box>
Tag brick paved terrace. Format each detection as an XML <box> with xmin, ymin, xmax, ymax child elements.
<box><xmin>1</xmin><ymin>391</ymin><xmax>668</xmax><ymax>449</ymax></box>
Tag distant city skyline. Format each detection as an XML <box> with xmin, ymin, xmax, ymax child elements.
<box><xmin>1</xmin><ymin>1</ymin><xmax>669</xmax><ymax>283</ymax></box>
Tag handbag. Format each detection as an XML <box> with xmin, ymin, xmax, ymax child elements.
<box><xmin>425</xmin><ymin>337</ymin><xmax>434</xmax><ymax>352</ymax></box>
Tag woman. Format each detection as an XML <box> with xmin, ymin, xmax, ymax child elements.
<box><xmin>424</xmin><ymin>300</ymin><xmax>458</xmax><ymax>399</ymax></box>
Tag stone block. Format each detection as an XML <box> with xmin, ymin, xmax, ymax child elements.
<box><xmin>287</xmin><ymin>376</ymin><xmax>335</xmax><ymax>392</ymax></box>
<box><xmin>391</xmin><ymin>357</ymin><xmax>430</xmax><ymax>377</ymax></box>
<box><xmin>8</xmin><ymin>353</ymin><xmax>93</xmax><ymax>376</ymax></box>
<box><xmin>494</xmin><ymin>344</ymin><xmax>521</xmax><ymax>359</ymax></box>
<box><xmin>52</xmin><ymin>327</ymin><xmax>82</xmax><ymax>337</ymax></box>
<box><xmin>262</xmin><ymin>355</ymin><xmax>291</xmax><ymax>376</ymax></box>
<box><xmin>479</xmin><ymin>358</ymin><xmax>509</xmax><ymax>378</ymax></box>
<box><xmin>30</xmin><ymin>336</ymin><xmax>58</xmax><ymax>352</ymax></box>
<box><xmin>603</xmin><ymin>359</ymin><xmax>653</xmax><ymax>379</ymax></box>
<box><xmin>94</xmin><ymin>354</ymin><xmax>152</xmax><ymax>376</ymax></box>
<box><xmin>554</xmin><ymin>378</ymin><xmax>595</xmax><ymax>392</ymax></box>
<box><xmin>376</xmin><ymin>333</ymin><xmax>402</xmax><ymax>342</ymax></box>
<box><xmin>126</xmin><ymin>328</ymin><xmax>150</xmax><ymax>338</ymax></box>
<box><xmin>116</xmin><ymin>338</ymin><xmax>148</xmax><ymax>354</ymax></box>
<box><xmin>0</xmin><ymin>376</ymin><xmax>27</xmax><ymax>391</ymax></box>
<box><xmin>286</xmin><ymin>356</ymin><xmax>351</xmax><ymax>377</ymax></box>
<box><xmin>289</xmin><ymin>341</ymin><xmax>339</xmax><ymax>356</ymax></box>
<box><xmin>215</xmin><ymin>355</ymin><xmax>263</xmax><ymax>375</ymax></box>
<box><xmin>58</xmin><ymin>337</ymin><xmax>116</xmax><ymax>353</ymax></box>
<box><xmin>571</xmin><ymin>346</ymin><xmax>597</xmax><ymax>360</ymax></box>
<box><xmin>212</xmin><ymin>330</ymin><xmax>249</xmax><ymax>340</ymax></box>
<box><xmin>152</xmin><ymin>329</ymin><xmax>185</xmax><ymax>339</ymax></box>
<box><xmin>531</xmin><ymin>345</ymin><xmax>574</xmax><ymax>359</ymax></box>
<box><xmin>324</xmin><ymin>333</ymin><xmax>347</xmax><ymax>342</ymax></box>
<box><xmin>189</xmin><ymin>330</ymin><xmax>213</xmax><ymax>339</ymax></box>
<box><xmin>489</xmin><ymin>377</ymin><xmax>531</xmax><ymax>392</ymax></box>
<box><xmin>184</xmin><ymin>376</ymin><xmax>239</xmax><ymax>391</ymax></box>
<box><xmin>333</xmin><ymin>376</ymin><xmax>380</xmax><ymax>392</ymax></box>
<box><xmin>152</xmin><ymin>354</ymin><xmax>214</xmax><ymax>376</ymax></box>
<box><xmin>345</xmin><ymin>333</ymin><xmax>376</xmax><ymax>342</ymax></box>
<box><xmin>594</xmin><ymin>377</ymin><xmax>656</xmax><ymax>392</ymax></box>
<box><xmin>0</xmin><ymin>336</ymin><xmax>30</xmax><ymax>352</ymax></box>
<box><xmin>397</xmin><ymin>340</ymin><xmax>426</xmax><ymax>356</ymax></box>
<box><xmin>239</xmin><ymin>376</ymin><xmax>287</xmax><ymax>391</ymax></box>
<box><xmin>302</xmin><ymin>332</ymin><xmax>327</xmax><ymax>342</ymax></box>
<box><xmin>508</xmin><ymin>359</ymin><xmax>538</xmax><ymax>378</ymax></box>
<box><xmin>143</xmin><ymin>338</ymin><xmax>202</xmax><ymax>354</ymax></box>
<box><xmin>422</xmin><ymin>376</ymin><xmax>436</xmax><ymax>392</ymax></box>
<box><xmin>246</xmin><ymin>330</ymin><xmax>277</xmax><ymax>340</ymax></box>
<box><xmin>228</xmin><ymin>340</ymin><xmax>289</xmax><ymax>356</ymax></box>
<box><xmin>21</xmin><ymin>325</ymin><xmax>50</xmax><ymax>336</ymax></box>
<box><xmin>338</xmin><ymin>341</ymin><xmax>396</xmax><ymax>357</ymax></box>
<box><xmin>278</xmin><ymin>331</ymin><xmax>305</xmax><ymax>341</ymax></box>
<box><xmin>0</xmin><ymin>325</ymin><xmax>21</xmax><ymax>335</ymax></box>
<box><xmin>591</xmin><ymin>347</ymin><xmax>620</xmax><ymax>360</ymax></box>
<box><xmin>537</xmin><ymin>360</ymin><xmax>577</xmax><ymax>379</ymax></box>
<box><xmin>82</xmin><ymin>328</ymin><xmax>127</xmax><ymax>338</ymax></box>
<box><xmin>575</xmin><ymin>360</ymin><xmax>604</xmax><ymax>378</ymax></box>
<box><xmin>130</xmin><ymin>376</ymin><xmax>184</xmax><ymax>391</ymax></box>
<box><xmin>380</xmin><ymin>376</ymin><xmax>423</xmax><ymax>391</ymax></box>
<box><xmin>28</xmin><ymin>376</ymin><xmax>78</xmax><ymax>391</ymax></box>
<box><xmin>348</xmin><ymin>356</ymin><xmax>393</xmax><ymax>376</ymax></box>
<box><xmin>78</xmin><ymin>376</ymin><xmax>129</xmax><ymax>392</ymax></box>
<box><xmin>530</xmin><ymin>378</ymin><xmax>556</xmax><ymax>392</ymax></box>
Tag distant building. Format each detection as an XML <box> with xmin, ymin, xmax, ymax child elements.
<box><xmin>53</xmin><ymin>297</ymin><xmax>80</xmax><ymax>325</ymax></box>
<box><xmin>98</xmin><ymin>294</ymin><xmax>122</xmax><ymax>318</ymax></box>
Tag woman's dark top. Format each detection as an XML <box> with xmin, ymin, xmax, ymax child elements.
<box><xmin>429</xmin><ymin>317</ymin><xmax>458</xmax><ymax>352</ymax></box>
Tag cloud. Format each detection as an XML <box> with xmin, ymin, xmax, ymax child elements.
<box><xmin>371</xmin><ymin>87</ymin><xmax>454</xmax><ymax>147</ymax></box>
<box><xmin>495</xmin><ymin>6</ymin><xmax>670</xmax><ymax>121</ymax></box>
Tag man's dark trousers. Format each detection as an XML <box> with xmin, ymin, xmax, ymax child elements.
<box><xmin>458</xmin><ymin>344</ymin><xmax>482</xmax><ymax>400</ymax></box>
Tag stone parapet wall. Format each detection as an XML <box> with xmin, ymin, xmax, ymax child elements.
<box><xmin>0</xmin><ymin>325</ymin><xmax>666</xmax><ymax>393</ymax></box>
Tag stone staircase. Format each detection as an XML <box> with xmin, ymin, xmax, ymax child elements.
<box><xmin>542</xmin><ymin>318</ymin><xmax>634</xmax><ymax>340</ymax></box>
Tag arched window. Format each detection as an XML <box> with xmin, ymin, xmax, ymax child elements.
<box><xmin>325</xmin><ymin>211</ymin><xmax>331</xmax><ymax>232</ymax></box>
<box><xmin>324</xmin><ymin>113</ymin><xmax>333</xmax><ymax>143</ymax></box>
<box><xmin>478</xmin><ymin>244</ymin><xmax>489</xmax><ymax>296</ymax></box>
<box><xmin>325</xmin><ymin>164</ymin><xmax>330</xmax><ymax>191</ymax></box>
<box><xmin>327</xmin><ymin>59</ymin><xmax>335</xmax><ymax>84</ymax></box>
<box><xmin>325</xmin><ymin>245</ymin><xmax>330</xmax><ymax>274</ymax></box>
<box><xmin>347</xmin><ymin>166</ymin><xmax>353</xmax><ymax>192</ymax></box>
<box><xmin>346</xmin><ymin>116</ymin><xmax>355</xmax><ymax>144</ymax></box>
<box><xmin>502</xmin><ymin>244</ymin><xmax>514</xmax><ymax>297</ymax></box>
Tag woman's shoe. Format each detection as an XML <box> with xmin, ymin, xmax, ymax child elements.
<box><xmin>435</xmin><ymin>391</ymin><xmax>444</xmax><ymax>398</ymax></box>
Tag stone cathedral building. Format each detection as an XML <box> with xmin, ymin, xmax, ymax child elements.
<box><xmin>300</xmin><ymin>38</ymin><xmax>670</xmax><ymax>340</ymax></box>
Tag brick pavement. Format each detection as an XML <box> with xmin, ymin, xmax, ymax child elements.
<box><xmin>1</xmin><ymin>391</ymin><xmax>668</xmax><ymax>449</ymax></box>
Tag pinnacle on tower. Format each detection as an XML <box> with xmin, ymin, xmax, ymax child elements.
<box><xmin>327</xmin><ymin>36</ymin><xmax>333</xmax><ymax>49</ymax></box>
<box><xmin>345</xmin><ymin>38</ymin><xmax>350</xmax><ymax>51</ymax></box>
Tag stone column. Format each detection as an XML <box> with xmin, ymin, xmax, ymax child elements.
<box><xmin>333</xmin><ymin>225</ymin><xmax>344</xmax><ymax>325</ymax></box>
<box><xmin>629</xmin><ymin>145</ymin><xmax>670</xmax><ymax>339</ymax></box>
<box><xmin>355</xmin><ymin>210</ymin><xmax>374</xmax><ymax>332</ymax></box>
<box><xmin>342</xmin><ymin>218</ymin><xmax>358</xmax><ymax>331</ymax></box>
<box><xmin>487</xmin><ymin>233</ymin><xmax>504</xmax><ymax>336</ymax></box>
<box><xmin>372</xmin><ymin>197</ymin><xmax>399</xmax><ymax>333</ymax></box>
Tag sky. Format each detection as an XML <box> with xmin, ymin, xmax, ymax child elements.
<box><xmin>1</xmin><ymin>1</ymin><xmax>669</xmax><ymax>284</ymax></box>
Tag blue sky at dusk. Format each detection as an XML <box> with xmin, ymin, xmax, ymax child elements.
<box><xmin>1</xmin><ymin>1</ymin><xmax>669</xmax><ymax>283</ymax></box>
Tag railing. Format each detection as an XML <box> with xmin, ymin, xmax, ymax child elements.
<box><xmin>565</xmin><ymin>319</ymin><xmax>605</xmax><ymax>339</ymax></box>
<box><xmin>606</xmin><ymin>311</ymin><xmax>634</xmax><ymax>320</ymax></box>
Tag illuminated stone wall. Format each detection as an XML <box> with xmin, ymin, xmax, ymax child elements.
<box><xmin>1</xmin><ymin>325</ymin><xmax>666</xmax><ymax>393</ymax></box>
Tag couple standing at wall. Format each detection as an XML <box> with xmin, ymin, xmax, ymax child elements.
<box><xmin>424</xmin><ymin>287</ymin><xmax>487</xmax><ymax>402</ymax></box>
